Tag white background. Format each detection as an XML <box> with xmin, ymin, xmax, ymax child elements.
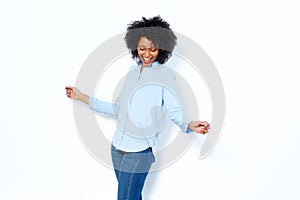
<box><xmin>1</xmin><ymin>0</ymin><xmax>300</xmax><ymax>199</ymax></box>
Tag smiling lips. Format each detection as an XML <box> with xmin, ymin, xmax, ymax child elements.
<box><xmin>143</xmin><ymin>57</ymin><xmax>152</xmax><ymax>64</ymax></box>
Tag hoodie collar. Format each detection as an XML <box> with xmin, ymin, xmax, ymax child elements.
<box><xmin>137</xmin><ymin>61</ymin><xmax>161</xmax><ymax>70</ymax></box>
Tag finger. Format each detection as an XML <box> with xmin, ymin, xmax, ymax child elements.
<box><xmin>197</xmin><ymin>123</ymin><xmax>210</xmax><ymax>129</ymax></box>
<box><xmin>196</xmin><ymin>127</ymin><xmax>209</xmax><ymax>134</ymax></box>
<box><xmin>195</xmin><ymin>121</ymin><xmax>203</xmax><ymax>126</ymax></box>
<box><xmin>201</xmin><ymin>124</ymin><xmax>210</xmax><ymax>128</ymax></box>
<box><xmin>197</xmin><ymin>130</ymin><xmax>208</xmax><ymax>135</ymax></box>
<box><xmin>66</xmin><ymin>88</ymin><xmax>74</xmax><ymax>94</ymax></box>
<box><xmin>65</xmin><ymin>86</ymin><xmax>73</xmax><ymax>90</ymax></box>
<box><xmin>197</xmin><ymin>127</ymin><xmax>209</xmax><ymax>131</ymax></box>
<box><xmin>66</xmin><ymin>89</ymin><xmax>73</xmax><ymax>98</ymax></box>
<box><xmin>201</xmin><ymin>122</ymin><xmax>210</xmax><ymax>128</ymax></box>
<box><xmin>199</xmin><ymin>121</ymin><xmax>209</xmax><ymax>125</ymax></box>
<box><xmin>67</xmin><ymin>94</ymin><xmax>73</xmax><ymax>98</ymax></box>
<box><xmin>66</xmin><ymin>89</ymin><xmax>72</xmax><ymax>94</ymax></box>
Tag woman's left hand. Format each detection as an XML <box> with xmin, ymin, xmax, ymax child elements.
<box><xmin>188</xmin><ymin>121</ymin><xmax>210</xmax><ymax>134</ymax></box>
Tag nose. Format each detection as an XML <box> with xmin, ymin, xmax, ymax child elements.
<box><xmin>144</xmin><ymin>49</ymin><xmax>150</xmax><ymax>57</ymax></box>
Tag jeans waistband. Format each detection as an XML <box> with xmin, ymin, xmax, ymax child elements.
<box><xmin>112</xmin><ymin>144</ymin><xmax>152</xmax><ymax>153</ymax></box>
<box><xmin>137</xmin><ymin>147</ymin><xmax>152</xmax><ymax>153</ymax></box>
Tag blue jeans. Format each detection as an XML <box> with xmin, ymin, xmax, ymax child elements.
<box><xmin>111</xmin><ymin>145</ymin><xmax>155</xmax><ymax>200</ymax></box>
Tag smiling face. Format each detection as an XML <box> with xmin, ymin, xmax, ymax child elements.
<box><xmin>137</xmin><ymin>36</ymin><xmax>159</xmax><ymax>68</ymax></box>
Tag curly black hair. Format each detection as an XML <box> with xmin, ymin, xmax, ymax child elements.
<box><xmin>124</xmin><ymin>16</ymin><xmax>177</xmax><ymax>64</ymax></box>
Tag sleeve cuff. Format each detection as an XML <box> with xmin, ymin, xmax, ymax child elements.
<box><xmin>88</xmin><ymin>96</ymin><xmax>96</xmax><ymax>110</ymax></box>
<box><xmin>181</xmin><ymin>122</ymin><xmax>193</xmax><ymax>134</ymax></box>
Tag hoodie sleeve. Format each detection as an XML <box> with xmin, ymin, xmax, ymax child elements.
<box><xmin>162</xmin><ymin>87</ymin><xmax>193</xmax><ymax>133</ymax></box>
<box><xmin>89</xmin><ymin>96</ymin><xmax>119</xmax><ymax>118</ymax></box>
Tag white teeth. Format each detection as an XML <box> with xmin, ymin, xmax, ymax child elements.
<box><xmin>144</xmin><ymin>57</ymin><xmax>151</xmax><ymax>61</ymax></box>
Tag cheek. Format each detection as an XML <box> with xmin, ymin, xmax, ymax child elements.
<box><xmin>152</xmin><ymin>51</ymin><xmax>159</xmax><ymax>58</ymax></box>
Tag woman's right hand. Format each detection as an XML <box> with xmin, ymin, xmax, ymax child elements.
<box><xmin>65</xmin><ymin>86</ymin><xmax>81</xmax><ymax>100</ymax></box>
<box><xmin>65</xmin><ymin>86</ymin><xmax>89</xmax><ymax>104</ymax></box>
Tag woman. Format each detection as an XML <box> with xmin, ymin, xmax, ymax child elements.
<box><xmin>65</xmin><ymin>16</ymin><xmax>210</xmax><ymax>200</ymax></box>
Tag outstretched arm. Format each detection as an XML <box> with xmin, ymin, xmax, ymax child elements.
<box><xmin>65</xmin><ymin>86</ymin><xmax>119</xmax><ymax>116</ymax></box>
<box><xmin>162</xmin><ymin>87</ymin><xmax>210</xmax><ymax>135</ymax></box>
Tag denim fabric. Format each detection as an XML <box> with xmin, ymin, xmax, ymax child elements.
<box><xmin>111</xmin><ymin>145</ymin><xmax>155</xmax><ymax>200</ymax></box>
